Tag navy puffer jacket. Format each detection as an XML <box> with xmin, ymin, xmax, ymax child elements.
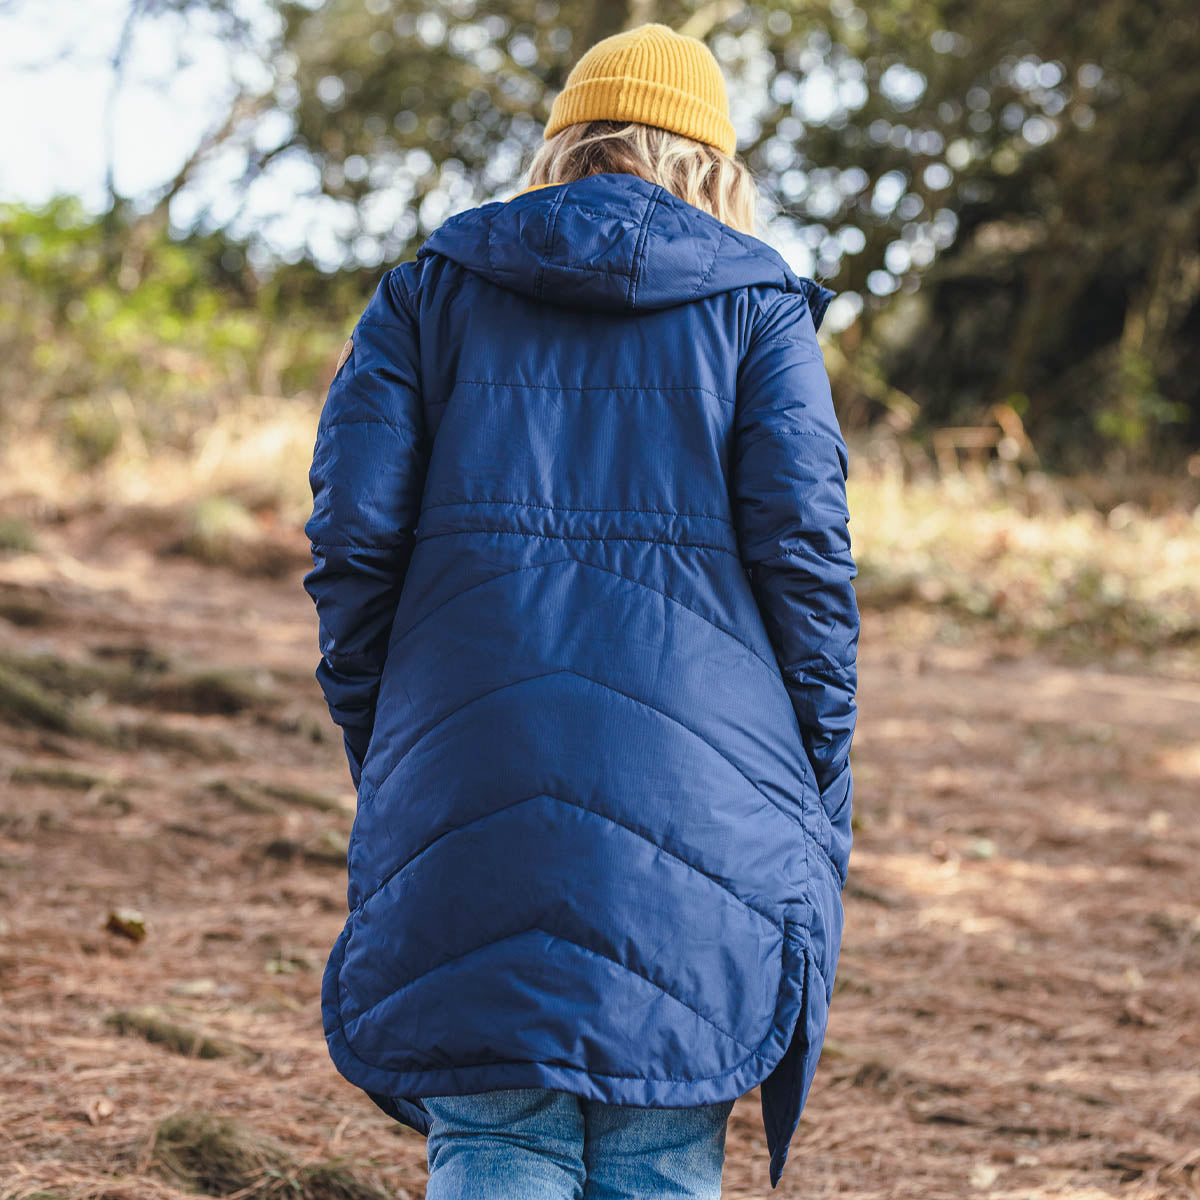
<box><xmin>303</xmin><ymin>170</ymin><xmax>858</xmax><ymax>1188</ymax></box>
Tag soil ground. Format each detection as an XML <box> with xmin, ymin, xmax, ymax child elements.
<box><xmin>1</xmin><ymin>511</ymin><xmax>1197</xmax><ymax>1200</ymax></box>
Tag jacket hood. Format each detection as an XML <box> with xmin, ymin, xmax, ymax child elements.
<box><xmin>415</xmin><ymin>171</ymin><xmax>835</xmax><ymax>329</ymax></box>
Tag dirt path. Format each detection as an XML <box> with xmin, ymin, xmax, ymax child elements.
<box><xmin>1</xmin><ymin>517</ymin><xmax>1197</xmax><ymax>1200</ymax></box>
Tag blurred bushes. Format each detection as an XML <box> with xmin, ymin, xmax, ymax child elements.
<box><xmin>849</xmin><ymin>462</ymin><xmax>1200</xmax><ymax>653</ymax></box>
<box><xmin>0</xmin><ymin>197</ymin><xmax>345</xmax><ymax>469</ymax></box>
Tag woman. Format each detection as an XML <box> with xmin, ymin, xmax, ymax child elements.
<box><xmin>303</xmin><ymin>20</ymin><xmax>858</xmax><ymax>1199</ymax></box>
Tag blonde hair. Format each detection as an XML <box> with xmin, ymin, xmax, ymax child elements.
<box><xmin>520</xmin><ymin>119</ymin><xmax>761</xmax><ymax>237</ymax></box>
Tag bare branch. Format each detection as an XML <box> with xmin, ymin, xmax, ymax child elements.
<box><xmin>624</xmin><ymin>0</ymin><xmax>658</xmax><ymax>30</ymax></box>
<box><xmin>677</xmin><ymin>0</ymin><xmax>743</xmax><ymax>40</ymax></box>
<box><xmin>146</xmin><ymin>87</ymin><xmax>273</xmax><ymax>218</ymax></box>
<box><xmin>102</xmin><ymin>0</ymin><xmax>149</xmax><ymax>219</ymax></box>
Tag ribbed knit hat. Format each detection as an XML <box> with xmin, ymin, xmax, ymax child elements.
<box><xmin>543</xmin><ymin>22</ymin><xmax>736</xmax><ymax>157</ymax></box>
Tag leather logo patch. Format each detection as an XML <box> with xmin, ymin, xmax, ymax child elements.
<box><xmin>336</xmin><ymin>337</ymin><xmax>354</xmax><ymax>373</ymax></box>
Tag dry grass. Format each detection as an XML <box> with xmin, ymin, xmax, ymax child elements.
<box><xmin>0</xmin><ymin>398</ymin><xmax>318</xmax><ymax>581</ymax></box>
<box><xmin>849</xmin><ymin>463</ymin><xmax>1200</xmax><ymax>654</ymax></box>
<box><xmin>0</xmin><ymin>396</ymin><xmax>319</xmax><ymax>522</ymax></box>
<box><xmin>129</xmin><ymin>1108</ymin><xmax>390</xmax><ymax>1199</ymax></box>
<box><xmin>104</xmin><ymin>1009</ymin><xmax>261</xmax><ymax>1065</ymax></box>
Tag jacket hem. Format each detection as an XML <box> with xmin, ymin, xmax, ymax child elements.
<box><xmin>322</xmin><ymin>917</ymin><xmax>828</xmax><ymax>1187</ymax></box>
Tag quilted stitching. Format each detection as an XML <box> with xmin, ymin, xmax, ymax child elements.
<box><xmin>350</xmin><ymin>791</ymin><xmax>785</xmax><ymax>931</ymax></box>
<box><xmin>341</xmin><ymin>920</ymin><xmax>763</xmax><ymax>1054</ymax></box>
<box><xmin>328</xmin><ymin>921</ymin><xmax>812</xmax><ymax>1086</ymax></box>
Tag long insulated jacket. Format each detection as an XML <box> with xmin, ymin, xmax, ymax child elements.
<box><xmin>303</xmin><ymin>170</ymin><xmax>858</xmax><ymax>1188</ymax></box>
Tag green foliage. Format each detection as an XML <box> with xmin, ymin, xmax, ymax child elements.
<box><xmin>63</xmin><ymin>397</ymin><xmax>123</xmax><ymax>469</ymax></box>
<box><xmin>0</xmin><ymin>197</ymin><xmax>347</xmax><ymax>457</ymax></box>
<box><xmin>1095</xmin><ymin>348</ymin><xmax>1188</xmax><ymax>450</ymax></box>
<box><xmin>0</xmin><ymin>517</ymin><xmax>37</xmax><ymax>553</ymax></box>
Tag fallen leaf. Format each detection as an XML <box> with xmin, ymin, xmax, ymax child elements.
<box><xmin>104</xmin><ymin>909</ymin><xmax>147</xmax><ymax>942</ymax></box>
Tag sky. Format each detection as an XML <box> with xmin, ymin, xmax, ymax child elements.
<box><xmin>0</xmin><ymin>0</ymin><xmax>357</xmax><ymax>267</ymax></box>
<box><xmin>0</xmin><ymin>0</ymin><xmax>857</xmax><ymax>321</ymax></box>
<box><xmin>0</xmin><ymin>1</ymin><xmax>257</xmax><ymax>208</ymax></box>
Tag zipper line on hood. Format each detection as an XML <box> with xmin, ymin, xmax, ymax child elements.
<box><xmin>628</xmin><ymin>185</ymin><xmax>661</xmax><ymax>309</ymax></box>
<box><xmin>535</xmin><ymin>187</ymin><xmax>568</xmax><ymax>303</ymax></box>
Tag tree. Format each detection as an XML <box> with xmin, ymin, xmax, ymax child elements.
<box><xmin>10</xmin><ymin>0</ymin><xmax>1199</xmax><ymax>460</ymax></box>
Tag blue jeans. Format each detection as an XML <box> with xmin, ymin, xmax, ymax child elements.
<box><xmin>423</xmin><ymin>1086</ymin><xmax>735</xmax><ymax>1199</ymax></box>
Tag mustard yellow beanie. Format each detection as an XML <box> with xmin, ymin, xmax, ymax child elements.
<box><xmin>543</xmin><ymin>22</ymin><xmax>737</xmax><ymax>157</ymax></box>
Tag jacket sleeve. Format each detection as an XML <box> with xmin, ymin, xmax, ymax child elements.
<box><xmin>732</xmin><ymin>287</ymin><xmax>859</xmax><ymax>884</ymax></box>
<box><xmin>302</xmin><ymin>263</ymin><xmax>428</xmax><ymax>790</ymax></box>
